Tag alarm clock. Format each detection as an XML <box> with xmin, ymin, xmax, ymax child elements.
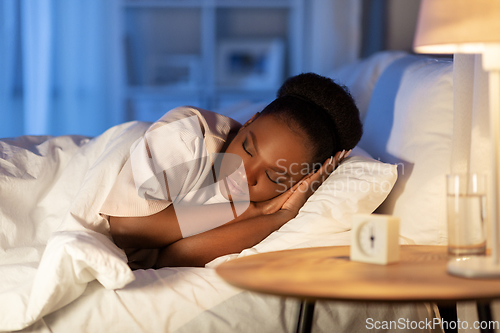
<box><xmin>350</xmin><ymin>214</ymin><xmax>400</xmax><ymax>265</ymax></box>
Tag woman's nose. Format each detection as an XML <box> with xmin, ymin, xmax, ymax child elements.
<box><xmin>242</xmin><ymin>160</ymin><xmax>257</xmax><ymax>187</ymax></box>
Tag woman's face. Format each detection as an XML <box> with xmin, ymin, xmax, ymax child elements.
<box><xmin>219</xmin><ymin>113</ymin><xmax>313</xmax><ymax>202</ymax></box>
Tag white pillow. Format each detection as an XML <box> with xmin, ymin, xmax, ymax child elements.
<box><xmin>328</xmin><ymin>51</ymin><xmax>407</xmax><ymax>122</ymax></box>
<box><xmin>359</xmin><ymin>55</ymin><xmax>454</xmax><ymax>245</ymax></box>
<box><xmin>207</xmin><ymin>150</ymin><xmax>397</xmax><ymax>267</ymax></box>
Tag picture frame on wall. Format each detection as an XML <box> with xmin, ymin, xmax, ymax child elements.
<box><xmin>217</xmin><ymin>38</ymin><xmax>285</xmax><ymax>90</ymax></box>
<box><xmin>146</xmin><ymin>54</ymin><xmax>201</xmax><ymax>88</ymax></box>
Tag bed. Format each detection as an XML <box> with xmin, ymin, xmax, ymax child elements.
<box><xmin>1</xmin><ymin>51</ymin><xmax>454</xmax><ymax>333</ymax></box>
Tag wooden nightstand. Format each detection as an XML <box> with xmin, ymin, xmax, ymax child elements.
<box><xmin>216</xmin><ymin>246</ymin><xmax>500</xmax><ymax>333</ymax></box>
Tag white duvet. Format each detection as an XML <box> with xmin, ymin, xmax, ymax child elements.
<box><xmin>0</xmin><ymin>121</ymin><xmax>147</xmax><ymax>331</ymax></box>
<box><xmin>1</xmin><ymin>121</ymin><xmax>438</xmax><ymax>333</ymax></box>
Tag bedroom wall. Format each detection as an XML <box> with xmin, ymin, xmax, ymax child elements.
<box><xmin>386</xmin><ymin>0</ymin><xmax>422</xmax><ymax>52</ymax></box>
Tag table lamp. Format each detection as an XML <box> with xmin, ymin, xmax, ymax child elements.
<box><xmin>413</xmin><ymin>0</ymin><xmax>500</xmax><ymax>278</ymax></box>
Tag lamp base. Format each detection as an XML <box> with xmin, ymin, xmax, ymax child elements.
<box><xmin>448</xmin><ymin>256</ymin><xmax>500</xmax><ymax>278</ymax></box>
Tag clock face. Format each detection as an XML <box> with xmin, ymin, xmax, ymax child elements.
<box><xmin>357</xmin><ymin>221</ymin><xmax>382</xmax><ymax>256</ymax></box>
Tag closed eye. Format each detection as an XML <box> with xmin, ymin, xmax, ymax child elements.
<box><xmin>243</xmin><ymin>136</ymin><xmax>284</xmax><ymax>185</ymax></box>
<box><xmin>266</xmin><ymin>172</ymin><xmax>281</xmax><ymax>184</ymax></box>
<box><xmin>242</xmin><ymin>139</ymin><xmax>252</xmax><ymax>157</ymax></box>
<box><xmin>266</xmin><ymin>172</ymin><xmax>288</xmax><ymax>185</ymax></box>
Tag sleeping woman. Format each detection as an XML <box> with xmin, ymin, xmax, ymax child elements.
<box><xmin>100</xmin><ymin>73</ymin><xmax>363</xmax><ymax>269</ymax></box>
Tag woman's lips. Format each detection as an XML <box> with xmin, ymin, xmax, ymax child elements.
<box><xmin>226</xmin><ymin>175</ymin><xmax>247</xmax><ymax>197</ymax></box>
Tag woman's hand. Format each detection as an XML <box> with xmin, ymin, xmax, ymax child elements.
<box><xmin>280</xmin><ymin>149</ymin><xmax>349</xmax><ymax>217</ymax></box>
<box><xmin>250</xmin><ymin>174</ymin><xmax>311</xmax><ymax>216</ymax></box>
<box><xmin>251</xmin><ymin>149</ymin><xmax>350</xmax><ymax>218</ymax></box>
<box><xmin>155</xmin><ymin>150</ymin><xmax>350</xmax><ymax>268</ymax></box>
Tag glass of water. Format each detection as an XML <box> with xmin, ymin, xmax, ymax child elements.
<box><xmin>446</xmin><ymin>173</ymin><xmax>487</xmax><ymax>256</ymax></box>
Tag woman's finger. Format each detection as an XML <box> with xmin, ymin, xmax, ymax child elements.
<box><xmin>260</xmin><ymin>177</ymin><xmax>305</xmax><ymax>214</ymax></box>
<box><xmin>289</xmin><ymin>148</ymin><xmax>353</xmax><ymax>199</ymax></box>
<box><xmin>279</xmin><ymin>149</ymin><xmax>354</xmax><ymax>215</ymax></box>
<box><xmin>334</xmin><ymin>149</ymin><xmax>352</xmax><ymax>167</ymax></box>
<box><xmin>310</xmin><ymin>155</ymin><xmax>336</xmax><ymax>184</ymax></box>
<box><xmin>300</xmin><ymin>152</ymin><xmax>340</xmax><ymax>194</ymax></box>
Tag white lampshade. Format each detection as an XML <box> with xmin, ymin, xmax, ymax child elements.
<box><xmin>413</xmin><ymin>0</ymin><xmax>500</xmax><ymax>54</ymax></box>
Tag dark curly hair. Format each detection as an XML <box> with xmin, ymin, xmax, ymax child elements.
<box><xmin>260</xmin><ymin>72</ymin><xmax>362</xmax><ymax>166</ymax></box>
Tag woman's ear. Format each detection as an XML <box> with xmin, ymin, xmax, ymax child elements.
<box><xmin>240</xmin><ymin>112</ymin><xmax>260</xmax><ymax>130</ymax></box>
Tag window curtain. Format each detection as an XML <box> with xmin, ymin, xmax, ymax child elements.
<box><xmin>360</xmin><ymin>0</ymin><xmax>386</xmax><ymax>59</ymax></box>
<box><xmin>0</xmin><ymin>0</ymin><xmax>123</xmax><ymax>138</ymax></box>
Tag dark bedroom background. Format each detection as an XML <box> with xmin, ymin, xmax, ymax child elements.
<box><xmin>0</xmin><ymin>0</ymin><xmax>421</xmax><ymax>138</ymax></box>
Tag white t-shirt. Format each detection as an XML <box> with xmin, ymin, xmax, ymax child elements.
<box><xmin>100</xmin><ymin>106</ymin><xmax>241</xmax><ymax>218</ymax></box>
<box><xmin>99</xmin><ymin>106</ymin><xmax>242</xmax><ymax>269</ymax></box>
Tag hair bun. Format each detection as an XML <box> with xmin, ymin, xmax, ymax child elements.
<box><xmin>277</xmin><ymin>73</ymin><xmax>362</xmax><ymax>150</ymax></box>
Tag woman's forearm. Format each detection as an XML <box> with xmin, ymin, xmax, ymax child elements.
<box><xmin>110</xmin><ymin>201</ymin><xmax>259</xmax><ymax>249</ymax></box>
<box><xmin>154</xmin><ymin>209</ymin><xmax>294</xmax><ymax>268</ymax></box>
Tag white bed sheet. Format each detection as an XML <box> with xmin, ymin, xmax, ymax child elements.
<box><xmin>19</xmin><ymin>265</ymin><xmax>439</xmax><ymax>333</ymax></box>
<box><xmin>1</xmin><ymin>121</ymin><xmax>439</xmax><ymax>333</ymax></box>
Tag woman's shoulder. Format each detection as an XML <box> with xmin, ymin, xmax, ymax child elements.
<box><xmin>153</xmin><ymin>106</ymin><xmax>241</xmax><ymax>148</ymax></box>
<box><xmin>156</xmin><ymin>106</ymin><xmax>241</xmax><ymax>129</ymax></box>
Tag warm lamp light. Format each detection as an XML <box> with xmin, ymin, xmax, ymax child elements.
<box><xmin>414</xmin><ymin>0</ymin><xmax>500</xmax><ymax>278</ymax></box>
<box><xmin>413</xmin><ymin>0</ymin><xmax>500</xmax><ymax>54</ymax></box>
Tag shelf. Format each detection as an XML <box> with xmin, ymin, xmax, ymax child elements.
<box><xmin>124</xmin><ymin>0</ymin><xmax>294</xmax><ymax>8</ymax></box>
<box><xmin>121</xmin><ymin>0</ymin><xmax>303</xmax><ymax>119</ymax></box>
<box><xmin>124</xmin><ymin>0</ymin><xmax>203</xmax><ymax>8</ymax></box>
<box><xmin>215</xmin><ymin>0</ymin><xmax>293</xmax><ymax>8</ymax></box>
<box><xmin>216</xmin><ymin>86</ymin><xmax>276</xmax><ymax>94</ymax></box>
<box><xmin>126</xmin><ymin>86</ymin><xmax>276</xmax><ymax>103</ymax></box>
<box><xmin>126</xmin><ymin>86</ymin><xmax>202</xmax><ymax>98</ymax></box>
